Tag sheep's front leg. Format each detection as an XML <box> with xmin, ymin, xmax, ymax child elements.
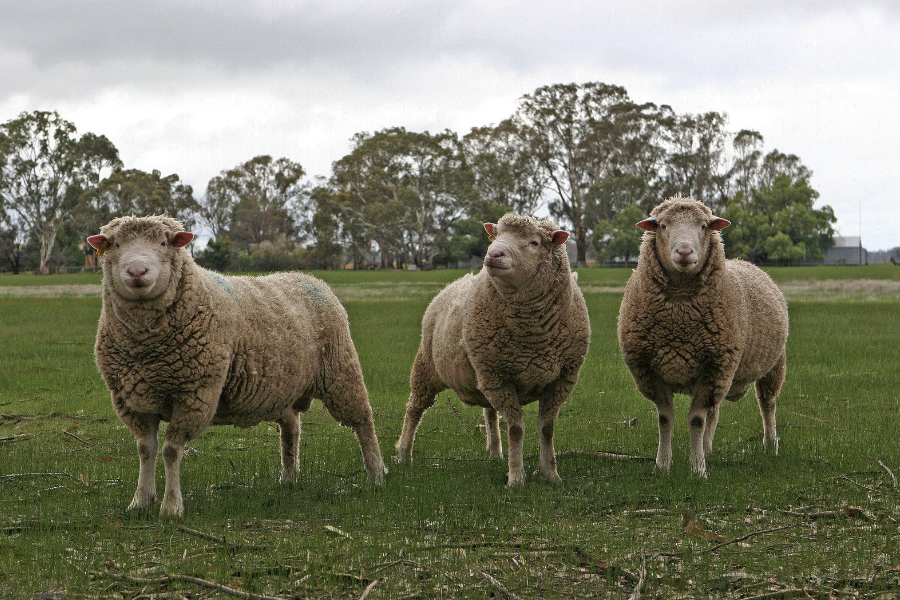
<box><xmin>483</xmin><ymin>408</ymin><xmax>503</xmax><ymax>459</ymax></box>
<box><xmin>635</xmin><ymin>377</ymin><xmax>674</xmax><ymax>472</ymax></box>
<box><xmin>160</xmin><ymin>389</ymin><xmax>218</xmax><ymax>518</ymax></box>
<box><xmin>278</xmin><ymin>408</ymin><xmax>301</xmax><ymax>484</ymax></box>
<box><xmin>536</xmin><ymin>403</ymin><xmax>562</xmax><ymax>483</ymax></box>
<box><xmin>688</xmin><ymin>382</ymin><xmax>725</xmax><ymax>478</ymax></box>
<box><xmin>482</xmin><ymin>381</ymin><xmax>524</xmax><ymax>487</ymax></box>
<box><xmin>124</xmin><ymin>412</ymin><xmax>160</xmax><ymax>510</ymax></box>
<box><xmin>536</xmin><ymin>375</ymin><xmax>576</xmax><ymax>483</ymax></box>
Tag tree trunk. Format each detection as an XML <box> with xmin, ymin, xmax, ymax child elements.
<box><xmin>574</xmin><ymin>224</ymin><xmax>588</xmax><ymax>267</ymax></box>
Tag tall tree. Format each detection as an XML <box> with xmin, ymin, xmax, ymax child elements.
<box><xmin>463</xmin><ymin>120</ymin><xmax>547</xmax><ymax>215</ymax></box>
<box><xmin>207</xmin><ymin>155</ymin><xmax>307</xmax><ymax>251</ymax></box>
<box><xmin>0</xmin><ymin>111</ymin><xmax>120</xmax><ymax>273</ymax></box>
<box><xmin>332</xmin><ymin>127</ymin><xmax>476</xmax><ymax>268</ymax></box>
<box><xmin>511</xmin><ymin>82</ymin><xmax>667</xmax><ymax>265</ymax></box>
<box><xmin>659</xmin><ymin>111</ymin><xmax>730</xmax><ymax>211</ymax></box>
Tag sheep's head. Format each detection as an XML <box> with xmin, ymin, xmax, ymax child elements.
<box><xmin>636</xmin><ymin>197</ymin><xmax>729</xmax><ymax>276</ymax></box>
<box><xmin>483</xmin><ymin>213</ymin><xmax>569</xmax><ymax>293</ymax></box>
<box><xmin>87</xmin><ymin>216</ymin><xmax>194</xmax><ymax>301</ymax></box>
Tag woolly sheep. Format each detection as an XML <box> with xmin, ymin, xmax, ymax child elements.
<box><xmin>395</xmin><ymin>213</ymin><xmax>591</xmax><ymax>486</ymax></box>
<box><xmin>88</xmin><ymin>215</ymin><xmax>386</xmax><ymax>517</ymax></box>
<box><xmin>617</xmin><ymin>197</ymin><xmax>788</xmax><ymax>477</ymax></box>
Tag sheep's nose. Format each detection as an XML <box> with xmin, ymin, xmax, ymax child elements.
<box><xmin>127</xmin><ymin>266</ymin><xmax>148</xmax><ymax>279</ymax></box>
<box><xmin>676</xmin><ymin>249</ymin><xmax>693</xmax><ymax>258</ymax></box>
<box><xmin>488</xmin><ymin>249</ymin><xmax>505</xmax><ymax>259</ymax></box>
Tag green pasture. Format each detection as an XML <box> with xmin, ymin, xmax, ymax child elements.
<box><xmin>1</xmin><ymin>267</ymin><xmax>899</xmax><ymax>599</ymax></box>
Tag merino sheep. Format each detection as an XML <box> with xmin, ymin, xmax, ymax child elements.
<box><xmin>395</xmin><ymin>213</ymin><xmax>591</xmax><ymax>486</ymax></box>
<box><xmin>618</xmin><ymin>197</ymin><xmax>788</xmax><ymax>477</ymax></box>
<box><xmin>88</xmin><ymin>215</ymin><xmax>386</xmax><ymax>517</ymax></box>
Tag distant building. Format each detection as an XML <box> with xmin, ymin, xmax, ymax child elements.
<box><xmin>825</xmin><ymin>236</ymin><xmax>868</xmax><ymax>266</ymax></box>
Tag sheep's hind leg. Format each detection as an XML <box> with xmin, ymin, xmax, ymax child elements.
<box><xmin>483</xmin><ymin>408</ymin><xmax>503</xmax><ymax>460</ymax></box>
<box><xmin>756</xmin><ymin>354</ymin><xmax>786</xmax><ymax>454</ymax></box>
<box><xmin>395</xmin><ymin>352</ymin><xmax>442</xmax><ymax>464</ymax></box>
<box><xmin>319</xmin><ymin>361</ymin><xmax>387</xmax><ymax>485</ymax></box>
<box><xmin>127</xmin><ymin>413</ymin><xmax>160</xmax><ymax>510</ymax></box>
<box><xmin>703</xmin><ymin>405</ymin><xmax>719</xmax><ymax>457</ymax></box>
<box><xmin>278</xmin><ymin>408</ymin><xmax>301</xmax><ymax>484</ymax></box>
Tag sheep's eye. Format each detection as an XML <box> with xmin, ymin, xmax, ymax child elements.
<box><xmin>659</xmin><ymin>224</ymin><xmax>666</xmax><ymax>230</ymax></box>
<box><xmin>115</xmin><ymin>243</ymin><xmax>120</xmax><ymax>248</ymax></box>
<box><xmin>161</xmin><ymin>241</ymin><xmax>167</xmax><ymax>246</ymax></box>
<box><xmin>701</xmin><ymin>224</ymin><xmax>708</xmax><ymax>230</ymax></box>
<box><xmin>529</xmin><ymin>240</ymin><xmax>540</xmax><ymax>247</ymax></box>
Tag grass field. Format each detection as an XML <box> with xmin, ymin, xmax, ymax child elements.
<box><xmin>1</xmin><ymin>266</ymin><xmax>899</xmax><ymax>599</ymax></box>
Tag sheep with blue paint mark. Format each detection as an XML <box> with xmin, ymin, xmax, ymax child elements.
<box><xmin>88</xmin><ymin>215</ymin><xmax>385</xmax><ymax>517</ymax></box>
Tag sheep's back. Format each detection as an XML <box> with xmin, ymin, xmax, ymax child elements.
<box><xmin>722</xmin><ymin>259</ymin><xmax>788</xmax><ymax>383</ymax></box>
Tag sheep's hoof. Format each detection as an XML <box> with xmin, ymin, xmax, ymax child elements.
<box><xmin>487</xmin><ymin>448</ymin><xmax>503</xmax><ymax>461</ymax></box>
<box><xmin>159</xmin><ymin>495</ymin><xmax>184</xmax><ymax>519</ymax></box>
<box><xmin>280</xmin><ymin>469</ymin><xmax>300</xmax><ymax>485</ymax></box>
<box><xmin>367</xmin><ymin>466</ymin><xmax>387</xmax><ymax>486</ymax></box>
<box><xmin>506</xmin><ymin>472</ymin><xmax>526</xmax><ymax>488</ymax></box>
<box><xmin>689</xmin><ymin>463</ymin><xmax>709</xmax><ymax>479</ymax></box>
<box><xmin>127</xmin><ymin>491</ymin><xmax>157</xmax><ymax>511</ymax></box>
<box><xmin>653</xmin><ymin>461</ymin><xmax>672</xmax><ymax>474</ymax></box>
<box><xmin>763</xmin><ymin>437</ymin><xmax>780</xmax><ymax>455</ymax></box>
<box><xmin>393</xmin><ymin>451</ymin><xmax>412</xmax><ymax>465</ymax></box>
<box><xmin>542</xmin><ymin>471</ymin><xmax>562</xmax><ymax>484</ymax></box>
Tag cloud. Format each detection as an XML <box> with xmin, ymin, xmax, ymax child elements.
<box><xmin>1</xmin><ymin>0</ymin><xmax>899</xmax><ymax>249</ymax></box>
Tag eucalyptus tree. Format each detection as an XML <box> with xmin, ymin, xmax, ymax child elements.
<box><xmin>462</xmin><ymin>119</ymin><xmax>548</xmax><ymax>215</ymax></box>
<box><xmin>511</xmin><ymin>82</ymin><xmax>669</xmax><ymax>265</ymax></box>
<box><xmin>0</xmin><ymin>111</ymin><xmax>120</xmax><ymax>273</ymax></box>
<box><xmin>331</xmin><ymin>127</ymin><xmax>476</xmax><ymax>268</ymax></box>
<box><xmin>204</xmin><ymin>155</ymin><xmax>307</xmax><ymax>251</ymax></box>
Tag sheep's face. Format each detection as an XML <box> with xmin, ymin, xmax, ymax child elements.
<box><xmin>88</xmin><ymin>223</ymin><xmax>193</xmax><ymax>301</ymax></box>
<box><xmin>637</xmin><ymin>202</ymin><xmax>729</xmax><ymax>276</ymax></box>
<box><xmin>483</xmin><ymin>220</ymin><xmax>568</xmax><ymax>292</ymax></box>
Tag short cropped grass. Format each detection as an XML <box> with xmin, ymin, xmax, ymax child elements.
<box><xmin>1</xmin><ymin>268</ymin><xmax>899</xmax><ymax>599</ymax></box>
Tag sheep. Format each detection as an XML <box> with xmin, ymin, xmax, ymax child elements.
<box><xmin>87</xmin><ymin>215</ymin><xmax>386</xmax><ymax>517</ymax></box>
<box><xmin>617</xmin><ymin>197</ymin><xmax>788</xmax><ymax>477</ymax></box>
<box><xmin>394</xmin><ymin>213</ymin><xmax>591</xmax><ymax>486</ymax></box>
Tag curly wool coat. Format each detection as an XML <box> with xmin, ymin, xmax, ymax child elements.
<box><xmin>93</xmin><ymin>216</ymin><xmax>385</xmax><ymax>517</ymax></box>
<box><xmin>617</xmin><ymin>198</ymin><xmax>788</xmax><ymax>476</ymax></box>
<box><xmin>395</xmin><ymin>213</ymin><xmax>591</xmax><ymax>486</ymax></box>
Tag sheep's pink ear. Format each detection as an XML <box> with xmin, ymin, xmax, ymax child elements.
<box><xmin>172</xmin><ymin>232</ymin><xmax>194</xmax><ymax>248</ymax></box>
<box><xmin>551</xmin><ymin>231</ymin><xmax>569</xmax><ymax>245</ymax></box>
<box><xmin>708</xmin><ymin>217</ymin><xmax>730</xmax><ymax>231</ymax></box>
<box><xmin>86</xmin><ymin>235</ymin><xmax>107</xmax><ymax>250</ymax></box>
<box><xmin>636</xmin><ymin>217</ymin><xmax>659</xmax><ymax>232</ymax></box>
<box><xmin>483</xmin><ymin>223</ymin><xmax>498</xmax><ymax>238</ymax></box>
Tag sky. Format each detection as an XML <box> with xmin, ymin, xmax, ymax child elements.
<box><xmin>1</xmin><ymin>0</ymin><xmax>897</xmax><ymax>250</ymax></box>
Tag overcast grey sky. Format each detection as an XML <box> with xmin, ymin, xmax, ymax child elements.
<box><xmin>2</xmin><ymin>0</ymin><xmax>897</xmax><ymax>250</ymax></box>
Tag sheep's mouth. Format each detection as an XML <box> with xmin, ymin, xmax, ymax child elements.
<box><xmin>483</xmin><ymin>259</ymin><xmax>510</xmax><ymax>270</ymax></box>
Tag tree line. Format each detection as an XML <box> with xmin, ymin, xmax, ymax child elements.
<box><xmin>0</xmin><ymin>82</ymin><xmax>836</xmax><ymax>274</ymax></box>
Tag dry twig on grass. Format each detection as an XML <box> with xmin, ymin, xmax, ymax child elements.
<box><xmin>357</xmin><ymin>579</ymin><xmax>379</xmax><ymax>600</ymax></box>
<box><xmin>475</xmin><ymin>569</ymin><xmax>521</xmax><ymax>600</ymax></box>
<box><xmin>93</xmin><ymin>571</ymin><xmax>287</xmax><ymax>600</ymax></box>
<box><xmin>878</xmin><ymin>459</ymin><xmax>897</xmax><ymax>488</ymax></box>
<box><xmin>700</xmin><ymin>524</ymin><xmax>801</xmax><ymax>554</ymax></box>
<box><xmin>627</xmin><ymin>552</ymin><xmax>651</xmax><ymax>600</ymax></box>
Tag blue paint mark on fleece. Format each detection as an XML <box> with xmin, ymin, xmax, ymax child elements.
<box><xmin>298</xmin><ymin>280</ymin><xmax>329</xmax><ymax>306</ymax></box>
<box><xmin>210</xmin><ymin>272</ymin><xmax>233</xmax><ymax>297</ymax></box>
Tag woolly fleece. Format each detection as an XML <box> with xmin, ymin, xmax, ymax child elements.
<box><xmin>93</xmin><ymin>215</ymin><xmax>385</xmax><ymax>517</ymax></box>
<box><xmin>617</xmin><ymin>197</ymin><xmax>788</xmax><ymax>476</ymax></box>
<box><xmin>395</xmin><ymin>213</ymin><xmax>591</xmax><ymax>486</ymax></box>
